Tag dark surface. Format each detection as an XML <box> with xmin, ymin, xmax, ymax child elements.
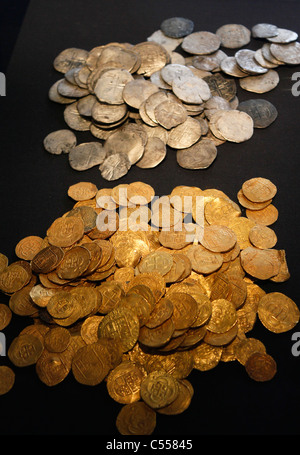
<box><xmin>0</xmin><ymin>0</ymin><xmax>300</xmax><ymax>439</ymax></box>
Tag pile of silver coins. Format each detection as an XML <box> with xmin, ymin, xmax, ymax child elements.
<box><xmin>43</xmin><ymin>18</ymin><xmax>300</xmax><ymax>180</ymax></box>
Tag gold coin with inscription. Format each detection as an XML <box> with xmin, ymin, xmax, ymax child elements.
<box><xmin>140</xmin><ymin>370</ymin><xmax>179</xmax><ymax>409</ymax></box>
<box><xmin>71</xmin><ymin>341</ymin><xmax>111</xmax><ymax>386</ymax></box>
<box><xmin>258</xmin><ymin>292</ymin><xmax>300</xmax><ymax>333</ymax></box>
<box><xmin>0</xmin><ymin>303</ymin><xmax>12</xmax><ymax>330</ymax></box>
<box><xmin>8</xmin><ymin>333</ymin><xmax>44</xmax><ymax>367</ymax></box>
<box><xmin>106</xmin><ymin>360</ymin><xmax>145</xmax><ymax>404</ymax></box>
<box><xmin>47</xmin><ymin>216</ymin><xmax>84</xmax><ymax>247</ymax></box>
<box><xmin>244</xmin><ymin>352</ymin><xmax>277</xmax><ymax>382</ymax></box>
<box><xmin>15</xmin><ymin>236</ymin><xmax>44</xmax><ymax>261</ymax></box>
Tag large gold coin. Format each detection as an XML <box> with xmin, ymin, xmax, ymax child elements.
<box><xmin>71</xmin><ymin>341</ymin><xmax>111</xmax><ymax>386</ymax></box>
<box><xmin>140</xmin><ymin>370</ymin><xmax>179</xmax><ymax>409</ymax></box>
<box><xmin>106</xmin><ymin>360</ymin><xmax>144</xmax><ymax>404</ymax></box>
<box><xmin>258</xmin><ymin>292</ymin><xmax>300</xmax><ymax>333</ymax></box>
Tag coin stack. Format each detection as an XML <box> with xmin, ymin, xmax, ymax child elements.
<box><xmin>43</xmin><ymin>18</ymin><xmax>300</xmax><ymax>180</ymax></box>
<box><xmin>0</xmin><ymin>178</ymin><xmax>299</xmax><ymax>434</ymax></box>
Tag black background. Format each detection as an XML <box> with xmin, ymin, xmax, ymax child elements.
<box><xmin>0</xmin><ymin>0</ymin><xmax>300</xmax><ymax>439</ymax></box>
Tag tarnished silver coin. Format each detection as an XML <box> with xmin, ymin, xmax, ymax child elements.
<box><xmin>57</xmin><ymin>79</ymin><xmax>89</xmax><ymax>98</ymax></box>
<box><xmin>251</xmin><ymin>23</ymin><xmax>278</xmax><ymax>38</ymax></box>
<box><xmin>43</xmin><ymin>129</ymin><xmax>77</xmax><ymax>155</ymax></box>
<box><xmin>267</xmin><ymin>28</ymin><xmax>298</xmax><ymax>44</ymax></box>
<box><xmin>181</xmin><ymin>31</ymin><xmax>221</xmax><ymax>55</ymax></box>
<box><xmin>160</xmin><ymin>17</ymin><xmax>194</xmax><ymax>38</ymax></box>
<box><xmin>239</xmin><ymin>69</ymin><xmax>280</xmax><ymax>93</ymax></box>
<box><xmin>203</xmin><ymin>73</ymin><xmax>237</xmax><ymax>101</ymax></box>
<box><xmin>270</xmin><ymin>42</ymin><xmax>300</xmax><ymax>65</ymax></box>
<box><xmin>192</xmin><ymin>50</ymin><xmax>227</xmax><ymax>72</ymax></box>
<box><xmin>235</xmin><ymin>49</ymin><xmax>268</xmax><ymax>74</ymax></box>
<box><xmin>68</xmin><ymin>142</ymin><xmax>107</xmax><ymax>170</ymax></box>
<box><xmin>238</xmin><ymin>99</ymin><xmax>278</xmax><ymax>128</ymax></box>
<box><xmin>176</xmin><ymin>138</ymin><xmax>217</xmax><ymax>169</ymax></box>
<box><xmin>53</xmin><ymin>48</ymin><xmax>89</xmax><ymax>74</ymax></box>
<box><xmin>103</xmin><ymin>127</ymin><xmax>145</xmax><ymax>164</ymax></box>
<box><xmin>77</xmin><ymin>94</ymin><xmax>97</xmax><ymax>116</ymax></box>
<box><xmin>216</xmin><ymin>24</ymin><xmax>251</xmax><ymax>49</ymax></box>
<box><xmin>136</xmin><ymin>137</ymin><xmax>167</xmax><ymax>168</ymax></box>
<box><xmin>99</xmin><ymin>152</ymin><xmax>131</xmax><ymax>181</ymax></box>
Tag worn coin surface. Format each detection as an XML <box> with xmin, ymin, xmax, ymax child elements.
<box><xmin>216</xmin><ymin>24</ymin><xmax>251</xmax><ymax>49</ymax></box>
<box><xmin>160</xmin><ymin>17</ymin><xmax>194</xmax><ymax>38</ymax></box>
<box><xmin>238</xmin><ymin>99</ymin><xmax>278</xmax><ymax>128</ymax></box>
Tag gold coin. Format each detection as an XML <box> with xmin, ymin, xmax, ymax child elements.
<box><xmin>0</xmin><ymin>303</ymin><xmax>12</xmax><ymax>330</ymax></box>
<box><xmin>116</xmin><ymin>401</ymin><xmax>157</xmax><ymax>435</ymax></box>
<box><xmin>106</xmin><ymin>360</ymin><xmax>144</xmax><ymax>404</ymax></box>
<box><xmin>44</xmin><ymin>327</ymin><xmax>71</xmax><ymax>353</ymax></box>
<box><xmin>36</xmin><ymin>347</ymin><xmax>73</xmax><ymax>386</ymax></box>
<box><xmin>67</xmin><ymin>182</ymin><xmax>98</xmax><ymax>201</ymax></box>
<box><xmin>206</xmin><ymin>299</ymin><xmax>237</xmax><ymax>334</ymax></box>
<box><xmin>0</xmin><ymin>262</ymin><xmax>32</xmax><ymax>294</ymax></box>
<box><xmin>240</xmin><ymin>246</ymin><xmax>281</xmax><ymax>280</ymax></box>
<box><xmin>192</xmin><ymin>342</ymin><xmax>223</xmax><ymax>371</ymax></box>
<box><xmin>98</xmin><ymin>306</ymin><xmax>140</xmax><ymax>352</ymax></box>
<box><xmin>0</xmin><ymin>366</ymin><xmax>15</xmax><ymax>395</ymax></box>
<box><xmin>248</xmin><ymin>224</ymin><xmax>277</xmax><ymax>249</ymax></box>
<box><xmin>47</xmin><ymin>216</ymin><xmax>84</xmax><ymax>247</ymax></box>
<box><xmin>47</xmin><ymin>291</ymin><xmax>77</xmax><ymax>319</ymax></box>
<box><xmin>71</xmin><ymin>341</ymin><xmax>111</xmax><ymax>386</ymax></box>
<box><xmin>15</xmin><ymin>236</ymin><xmax>44</xmax><ymax>261</ymax></box>
<box><xmin>244</xmin><ymin>352</ymin><xmax>277</xmax><ymax>382</ymax></box>
<box><xmin>242</xmin><ymin>177</ymin><xmax>277</xmax><ymax>203</ymax></box>
<box><xmin>234</xmin><ymin>337</ymin><xmax>267</xmax><ymax>365</ymax></box>
<box><xmin>258</xmin><ymin>292</ymin><xmax>300</xmax><ymax>333</ymax></box>
<box><xmin>0</xmin><ymin>253</ymin><xmax>8</xmax><ymax>273</ymax></box>
<box><xmin>157</xmin><ymin>379</ymin><xmax>193</xmax><ymax>415</ymax></box>
<box><xmin>80</xmin><ymin>315</ymin><xmax>104</xmax><ymax>344</ymax></box>
<box><xmin>8</xmin><ymin>334</ymin><xmax>44</xmax><ymax>367</ymax></box>
<box><xmin>140</xmin><ymin>370</ymin><xmax>179</xmax><ymax>409</ymax></box>
<box><xmin>246</xmin><ymin>204</ymin><xmax>278</xmax><ymax>226</ymax></box>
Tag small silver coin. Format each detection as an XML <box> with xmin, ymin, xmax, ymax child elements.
<box><xmin>99</xmin><ymin>152</ymin><xmax>131</xmax><ymax>181</ymax></box>
<box><xmin>68</xmin><ymin>142</ymin><xmax>107</xmax><ymax>170</ymax></box>
<box><xmin>176</xmin><ymin>138</ymin><xmax>217</xmax><ymax>169</ymax></box>
<box><xmin>251</xmin><ymin>23</ymin><xmax>278</xmax><ymax>38</ymax></box>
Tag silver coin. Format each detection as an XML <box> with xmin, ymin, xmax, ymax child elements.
<box><xmin>216</xmin><ymin>24</ymin><xmax>251</xmax><ymax>49</ymax></box>
<box><xmin>238</xmin><ymin>99</ymin><xmax>278</xmax><ymax>128</ymax></box>
<box><xmin>181</xmin><ymin>31</ymin><xmax>221</xmax><ymax>55</ymax></box>
<box><xmin>261</xmin><ymin>43</ymin><xmax>284</xmax><ymax>65</ymax></box>
<box><xmin>220</xmin><ymin>56</ymin><xmax>248</xmax><ymax>77</ymax></box>
<box><xmin>43</xmin><ymin>129</ymin><xmax>77</xmax><ymax>155</ymax></box>
<box><xmin>254</xmin><ymin>48</ymin><xmax>278</xmax><ymax>69</ymax></box>
<box><xmin>251</xmin><ymin>23</ymin><xmax>278</xmax><ymax>38</ymax></box>
<box><xmin>53</xmin><ymin>48</ymin><xmax>89</xmax><ymax>74</ymax></box>
<box><xmin>235</xmin><ymin>49</ymin><xmax>268</xmax><ymax>74</ymax></box>
<box><xmin>176</xmin><ymin>138</ymin><xmax>217</xmax><ymax>169</ymax></box>
<box><xmin>57</xmin><ymin>79</ymin><xmax>89</xmax><ymax>98</ymax></box>
<box><xmin>64</xmin><ymin>102</ymin><xmax>92</xmax><ymax>131</ymax></box>
<box><xmin>136</xmin><ymin>137</ymin><xmax>167</xmax><ymax>168</ymax></box>
<box><xmin>147</xmin><ymin>29</ymin><xmax>183</xmax><ymax>53</ymax></box>
<box><xmin>68</xmin><ymin>142</ymin><xmax>107</xmax><ymax>170</ymax></box>
<box><xmin>192</xmin><ymin>50</ymin><xmax>227</xmax><ymax>72</ymax></box>
<box><xmin>48</xmin><ymin>79</ymin><xmax>76</xmax><ymax>104</ymax></box>
<box><xmin>172</xmin><ymin>75</ymin><xmax>211</xmax><ymax>104</ymax></box>
<box><xmin>270</xmin><ymin>42</ymin><xmax>300</xmax><ymax>65</ymax></box>
<box><xmin>267</xmin><ymin>28</ymin><xmax>298</xmax><ymax>43</ymax></box>
<box><xmin>99</xmin><ymin>152</ymin><xmax>131</xmax><ymax>181</ymax></box>
<box><xmin>239</xmin><ymin>69</ymin><xmax>280</xmax><ymax>93</ymax></box>
<box><xmin>77</xmin><ymin>94</ymin><xmax>97</xmax><ymax>117</ymax></box>
<box><xmin>160</xmin><ymin>17</ymin><xmax>194</xmax><ymax>38</ymax></box>
<box><xmin>160</xmin><ymin>63</ymin><xmax>194</xmax><ymax>85</ymax></box>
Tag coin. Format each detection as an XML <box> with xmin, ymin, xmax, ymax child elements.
<box><xmin>8</xmin><ymin>333</ymin><xmax>44</xmax><ymax>367</ymax></box>
<box><xmin>267</xmin><ymin>28</ymin><xmax>298</xmax><ymax>44</ymax></box>
<box><xmin>244</xmin><ymin>352</ymin><xmax>277</xmax><ymax>382</ymax></box>
<box><xmin>238</xmin><ymin>99</ymin><xmax>278</xmax><ymax>128</ymax></box>
<box><xmin>116</xmin><ymin>401</ymin><xmax>157</xmax><ymax>435</ymax></box>
<box><xmin>270</xmin><ymin>42</ymin><xmax>300</xmax><ymax>65</ymax></box>
<box><xmin>240</xmin><ymin>246</ymin><xmax>281</xmax><ymax>280</ymax></box>
<box><xmin>216</xmin><ymin>24</ymin><xmax>251</xmax><ymax>49</ymax></box>
<box><xmin>172</xmin><ymin>75</ymin><xmax>211</xmax><ymax>104</ymax></box>
<box><xmin>136</xmin><ymin>137</ymin><xmax>166</xmax><ymax>168</ymax></box>
<box><xmin>0</xmin><ymin>366</ymin><xmax>15</xmax><ymax>396</ymax></box>
<box><xmin>176</xmin><ymin>138</ymin><xmax>217</xmax><ymax>169</ymax></box>
<box><xmin>99</xmin><ymin>152</ymin><xmax>131</xmax><ymax>181</ymax></box>
<box><xmin>252</xmin><ymin>23</ymin><xmax>278</xmax><ymax>38</ymax></box>
<box><xmin>68</xmin><ymin>142</ymin><xmax>107</xmax><ymax>170</ymax></box>
<box><xmin>15</xmin><ymin>236</ymin><xmax>44</xmax><ymax>261</ymax></box>
<box><xmin>43</xmin><ymin>129</ymin><xmax>77</xmax><ymax>155</ymax></box>
<box><xmin>242</xmin><ymin>177</ymin><xmax>277</xmax><ymax>203</ymax></box>
<box><xmin>235</xmin><ymin>49</ymin><xmax>268</xmax><ymax>74</ymax></box>
<box><xmin>248</xmin><ymin>224</ymin><xmax>277</xmax><ymax>249</ymax></box>
<box><xmin>71</xmin><ymin>341</ymin><xmax>111</xmax><ymax>386</ymax></box>
<box><xmin>210</xmin><ymin>110</ymin><xmax>254</xmax><ymax>143</ymax></box>
<box><xmin>0</xmin><ymin>303</ymin><xmax>12</xmax><ymax>330</ymax></box>
<box><xmin>160</xmin><ymin>17</ymin><xmax>194</xmax><ymax>38</ymax></box>
<box><xmin>258</xmin><ymin>292</ymin><xmax>300</xmax><ymax>333</ymax></box>
<box><xmin>140</xmin><ymin>370</ymin><xmax>179</xmax><ymax>409</ymax></box>
<box><xmin>239</xmin><ymin>69</ymin><xmax>280</xmax><ymax>93</ymax></box>
<box><xmin>182</xmin><ymin>31</ymin><xmax>221</xmax><ymax>55</ymax></box>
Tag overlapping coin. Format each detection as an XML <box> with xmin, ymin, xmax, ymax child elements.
<box><xmin>0</xmin><ymin>177</ymin><xmax>298</xmax><ymax>434</ymax></box>
<box><xmin>43</xmin><ymin>18</ymin><xmax>299</xmax><ymax>180</ymax></box>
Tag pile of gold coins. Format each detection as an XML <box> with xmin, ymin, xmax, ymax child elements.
<box><xmin>0</xmin><ymin>178</ymin><xmax>299</xmax><ymax>434</ymax></box>
<box><xmin>43</xmin><ymin>19</ymin><xmax>300</xmax><ymax>180</ymax></box>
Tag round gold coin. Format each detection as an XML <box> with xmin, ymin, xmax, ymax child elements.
<box><xmin>0</xmin><ymin>366</ymin><xmax>15</xmax><ymax>395</ymax></box>
<box><xmin>258</xmin><ymin>292</ymin><xmax>300</xmax><ymax>333</ymax></box>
